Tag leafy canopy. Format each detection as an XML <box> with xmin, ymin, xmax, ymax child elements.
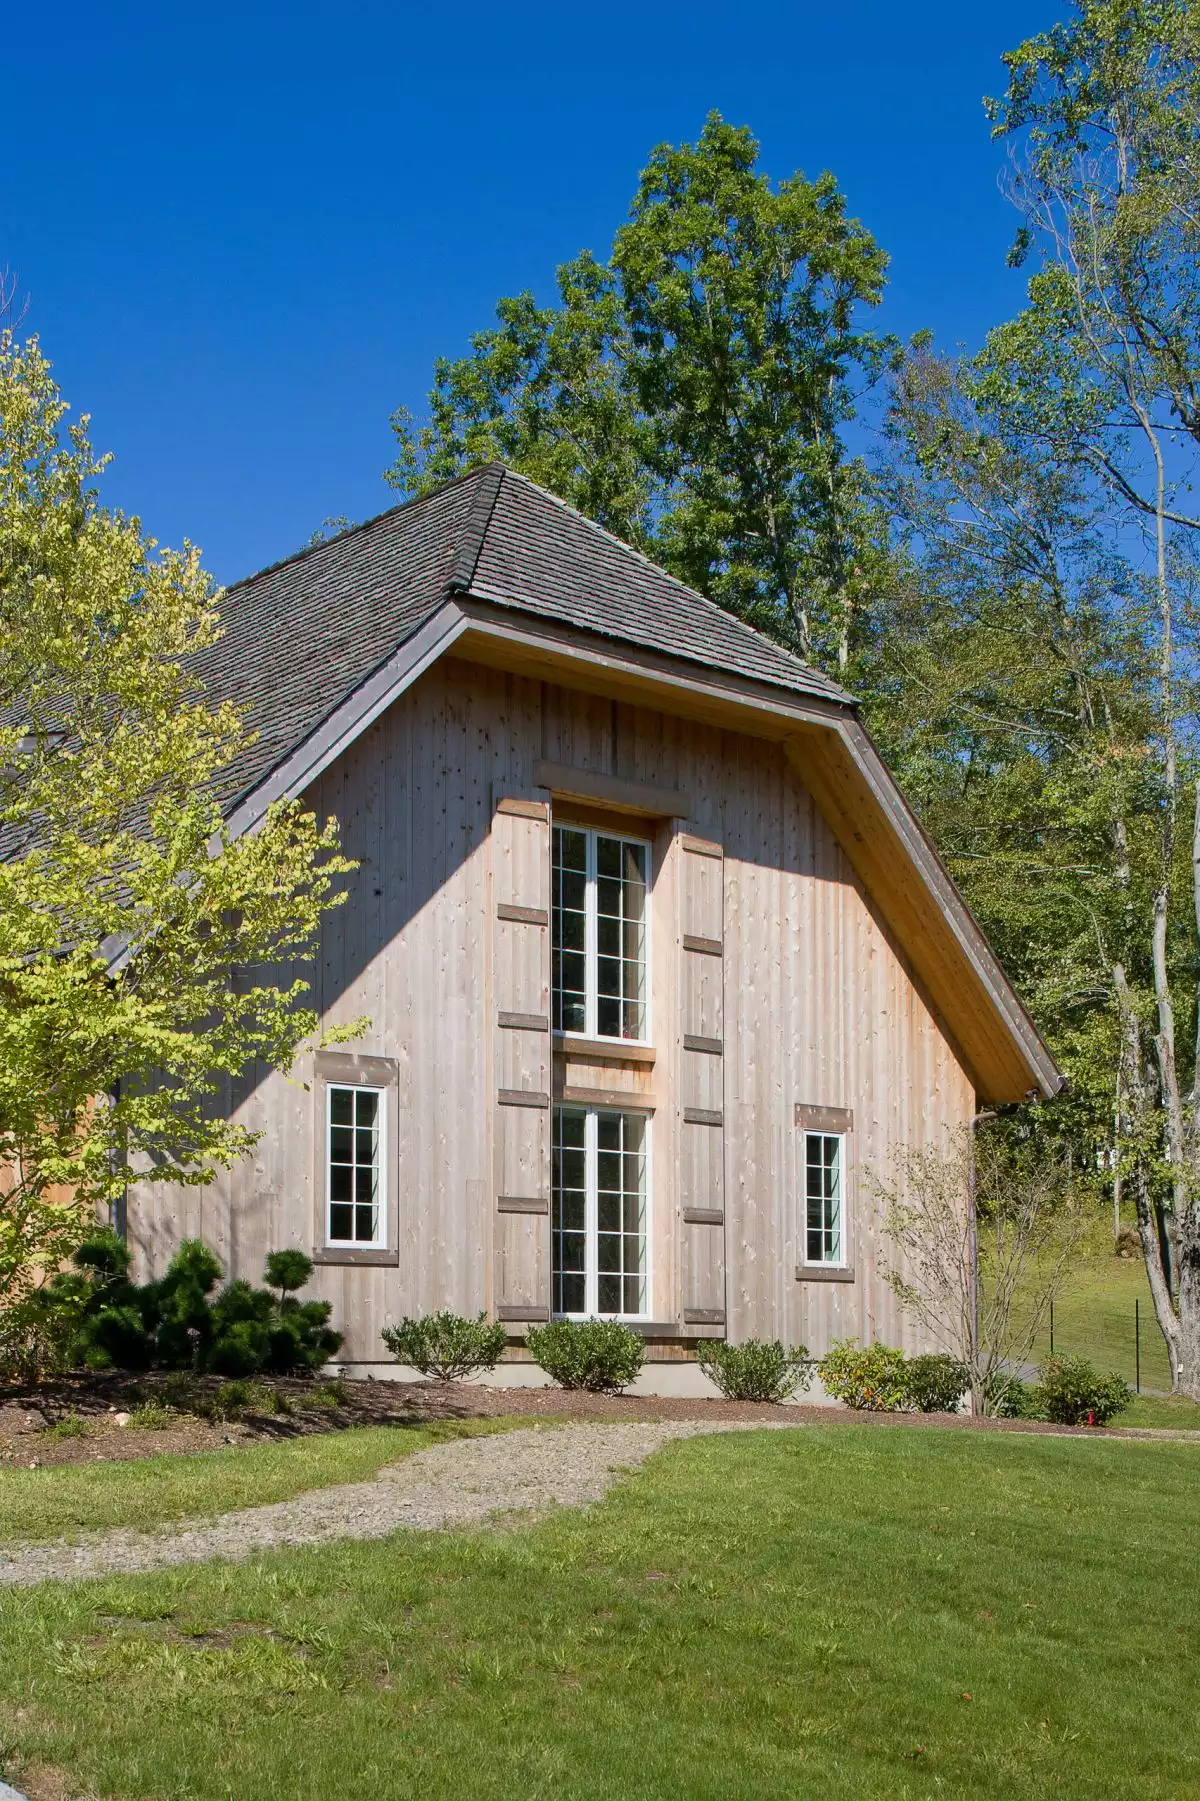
<box><xmin>0</xmin><ymin>331</ymin><xmax>355</xmax><ymax>1307</ymax></box>
<box><xmin>389</xmin><ymin>113</ymin><xmax>894</xmax><ymax>667</ymax></box>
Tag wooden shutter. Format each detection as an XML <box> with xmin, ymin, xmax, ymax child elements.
<box><xmin>678</xmin><ymin>834</ymin><xmax>726</xmax><ymax>1332</ymax></box>
<box><xmin>491</xmin><ymin>795</ymin><xmax>552</xmax><ymax>1322</ymax></box>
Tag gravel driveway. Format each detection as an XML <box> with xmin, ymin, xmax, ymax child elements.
<box><xmin>0</xmin><ymin>1418</ymin><xmax>804</xmax><ymax>1590</ymax></box>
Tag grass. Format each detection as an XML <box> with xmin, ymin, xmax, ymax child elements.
<box><xmin>1</xmin><ymin>1425</ymin><xmax>1197</xmax><ymax>1799</ymax></box>
<box><xmin>1024</xmin><ymin>1247</ymin><xmax>1173</xmax><ymax>1391</ymax></box>
<box><xmin>0</xmin><ymin>1419</ymin><xmax>516</xmax><ymax>1544</ymax></box>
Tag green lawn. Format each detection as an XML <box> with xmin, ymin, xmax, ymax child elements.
<box><xmin>1</xmin><ymin>1425</ymin><xmax>1197</xmax><ymax>1800</ymax></box>
<box><xmin>0</xmin><ymin>1419</ymin><xmax>516</xmax><ymax>1544</ymax></box>
<box><xmin>1023</xmin><ymin>1249</ymin><xmax>1172</xmax><ymax>1391</ymax></box>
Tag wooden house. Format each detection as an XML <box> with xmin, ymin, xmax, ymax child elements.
<box><xmin>127</xmin><ymin>465</ymin><xmax>1062</xmax><ymax>1375</ymax></box>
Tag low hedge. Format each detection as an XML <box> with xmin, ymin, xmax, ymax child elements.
<box><xmin>381</xmin><ymin>1311</ymin><xmax>507</xmax><ymax>1382</ymax></box>
<box><xmin>696</xmin><ymin>1338</ymin><xmax>811</xmax><ymax>1403</ymax></box>
<box><xmin>526</xmin><ymin>1319</ymin><xmax>644</xmax><ymax>1393</ymax></box>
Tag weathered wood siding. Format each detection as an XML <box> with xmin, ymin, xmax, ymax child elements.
<box><xmin>129</xmin><ymin>655</ymin><xmax>974</xmax><ymax>1361</ymax></box>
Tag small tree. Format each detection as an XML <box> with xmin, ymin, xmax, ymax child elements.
<box><xmin>876</xmin><ymin>1128</ymin><xmax>1085</xmax><ymax>1415</ymax></box>
<box><xmin>0</xmin><ymin>332</ymin><xmax>355</xmax><ymax>1319</ymax></box>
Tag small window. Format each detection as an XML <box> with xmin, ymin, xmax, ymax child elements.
<box><xmin>552</xmin><ymin>1106</ymin><xmax>649</xmax><ymax>1317</ymax></box>
<box><xmin>804</xmin><ymin>1132</ymin><xmax>844</xmax><ymax>1265</ymax></box>
<box><xmin>552</xmin><ymin>825</ymin><xmax>649</xmax><ymax>1040</ymax></box>
<box><xmin>327</xmin><ymin>1084</ymin><xmax>386</xmax><ymax>1247</ymax></box>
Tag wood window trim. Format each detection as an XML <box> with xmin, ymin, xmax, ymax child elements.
<box><xmin>554</xmin><ymin>1032</ymin><xmax>657</xmax><ymax>1066</ymax></box>
<box><xmin>797</xmin><ymin>1115</ymin><xmax>853</xmax><ymax>1274</ymax></box>
<box><xmin>311</xmin><ymin>1051</ymin><xmax>400</xmax><ymax>1266</ymax></box>
<box><xmin>535</xmin><ymin>759</ymin><xmax>690</xmax><ymax>820</ymax></box>
<box><xmin>552</xmin><ymin>821</ymin><xmax>652</xmax><ymax>1046</ymax></box>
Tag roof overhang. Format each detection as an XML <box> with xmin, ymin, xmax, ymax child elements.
<box><xmin>221</xmin><ymin>593</ymin><xmax>1062</xmax><ymax>1107</ymax></box>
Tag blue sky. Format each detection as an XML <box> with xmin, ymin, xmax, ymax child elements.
<box><xmin>5</xmin><ymin>0</ymin><xmax>1062</xmax><ymax>586</ymax></box>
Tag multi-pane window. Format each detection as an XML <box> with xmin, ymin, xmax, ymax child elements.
<box><xmin>552</xmin><ymin>1106</ymin><xmax>649</xmax><ymax>1317</ymax></box>
<box><xmin>804</xmin><ymin>1132</ymin><xmax>844</xmax><ymax>1265</ymax></box>
<box><xmin>327</xmin><ymin>1085</ymin><xmax>385</xmax><ymax>1246</ymax></box>
<box><xmin>552</xmin><ymin>825</ymin><xmax>649</xmax><ymax>1040</ymax></box>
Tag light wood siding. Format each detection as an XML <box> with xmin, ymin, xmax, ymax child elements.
<box><xmin>492</xmin><ymin>797</ymin><xmax>551</xmax><ymax>1319</ymax></box>
<box><xmin>679</xmin><ymin>835</ymin><xmax>726</xmax><ymax>1331</ymax></box>
<box><xmin>128</xmin><ymin>656</ymin><xmax>974</xmax><ymax>1361</ymax></box>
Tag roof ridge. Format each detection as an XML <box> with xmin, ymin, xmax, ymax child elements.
<box><xmin>494</xmin><ymin>467</ymin><xmax>849</xmax><ymax>703</ymax></box>
<box><xmin>444</xmin><ymin>464</ymin><xmax>506</xmax><ymax>594</ymax></box>
<box><xmin>221</xmin><ymin>465</ymin><xmax>489</xmax><ymax>598</ymax></box>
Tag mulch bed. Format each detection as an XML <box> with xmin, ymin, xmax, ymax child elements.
<box><xmin>0</xmin><ymin>1370</ymin><xmax>1188</xmax><ymax>1470</ymax></box>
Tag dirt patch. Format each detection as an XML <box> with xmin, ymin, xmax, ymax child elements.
<box><xmin>0</xmin><ymin>1369</ymin><xmax>1192</xmax><ymax>1471</ymax></box>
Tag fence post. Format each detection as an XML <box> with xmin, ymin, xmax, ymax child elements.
<box><xmin>1135</xmin><ymin>1297</ymin><xmax>1140</xmax><ymax>1395</ymax></box>
<box><xmin>1049</xmin><ymin>1299</ymin><xmax>1054</xmax><ymax>1357</ymax></box>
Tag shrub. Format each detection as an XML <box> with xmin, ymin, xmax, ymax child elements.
<box><xmin>696</xmin><ymin>1339</ymin><xmax>811</xmax><ymax>1403</ymax></box>
<box><xmin>818</xmin><ymin>1339</ymin><xmax>910</xmax><ymax>1411</ymax></box>
<box><xmin>40</xmin><ymin>1239</ymin><xmax>342</xmax><ymax>1378</ymax></box>
<box><xmin>382</xmin><ymin>1311</ymin><xmax>508</xmax><ymax>1382</ymax></box>
<box><xmin>1036</xmin><ymin>1355</ymin><xmax>1131</xmax><ymax>1426</ymax></box>
<box><xmin>988</xmin><ymin>1373</ymin><xmax>1045</xmax><ymax>1419</ymax></box>
<box><xmin>526</xmin><ymin>1319</ymin><xmax>644</xmax><ymax>1393</ymax></box>
<box><xmin>903</xmin><ymin>1353</ymin><xmax>970</xmax><ymax>1414</ymax></box>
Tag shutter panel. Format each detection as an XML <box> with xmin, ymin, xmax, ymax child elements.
<box><xmin>491</xmin><ymin>796</ymin><xmax>552</xmax><ymax>1322</ymax></box>
<box><xmin>678</xmin><ymin>835</ymin><xmax>726</xmax><ymax>1332</ymax></box>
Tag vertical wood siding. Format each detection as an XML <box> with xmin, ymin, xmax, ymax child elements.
<box><xmin>129</xmin><ymin>656</ymin><xmax>974</xmax><ymax>1360</ymax></box>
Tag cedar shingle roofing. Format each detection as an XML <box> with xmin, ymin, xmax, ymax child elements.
<box><xmin>198</xmin><ymin>463</ymin><xmax>851</xmax><ymax>816</ymax></box>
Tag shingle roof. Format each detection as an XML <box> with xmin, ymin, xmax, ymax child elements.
<box><xmin>201</xmin><ymin>463</ymin><xmax>850</xmax><ymax>816</ymax></box>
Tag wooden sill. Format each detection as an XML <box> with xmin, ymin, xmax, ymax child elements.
<box><xmin>313</xmin><ymin>1246</ymin><xmax>399</xmax><ymax>1268</ymax></box>
<box><xmin>554</xmin><ymin>1033</ymin><xmax>657</xmax><ymax>1066</ymax></box>
<box><xmin>794</xmin><ymin>1264</ymin><xmax>855</xmax><ymax>1284</ymax></box>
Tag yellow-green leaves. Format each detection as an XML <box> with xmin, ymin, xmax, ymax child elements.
<box><xmin>0</xmin><ymin>333</ymin><xmax>354</xmax><ymax>1305</ymax></box>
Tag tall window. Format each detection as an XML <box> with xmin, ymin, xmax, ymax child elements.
<box><xmin>804</xmin><ymin>1132</ymin><xmax>844</xmax><ymax>1265</ymax></box>
<box><xmin>327</xmin><ymin>1085</ymin><xmax>385</xmax><ymax>1247</ymax></box>
<box><xmin>552</xmin><ymin>1106</ymin><xmax>649</xmax><ymax>1317</ymax></box>
<box><xmin>552</xmin><ymin>825</ymin><xmax>649</xmax><ymax>1040</ymax></box>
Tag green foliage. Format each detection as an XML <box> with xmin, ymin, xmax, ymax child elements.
<box><xmin>381</xmin><ymin>1310</ymin><xmax>508</xmax><ymax>1382</ymax></box>
<box><xmin>389</xmin><ymin>113</ymin><xmax>894</xmax><ymax>666</ymax></box>
<box><xmin>306</xmin><ymin>1378</ymin><xmax>352</xmax><ymax>1410</ymax></box>
<box><xmin>125</xmin><ymin>1403</ymin><xmax>174</xmax><ymax>1431</ymax></box>
<box><xmin>17</xmin><ymin>1235</ymin><xmax>342</xmax><ymax>1378</ymax></box>
<box><xmin>903</xmin><ymin>1353</ymin><xmax>970</xmax><ymax>1414</ymax></box>
<box><xmin>525</xmin><ymin>1318</ymin><xmax>645</xmax><ymax>1394</ymax></box>
<box><xmin>1036</xmin><ymin>1354</ymin><xmax>1132</xmax><ymax>1426</ymax></box>
<box><xmin>42</xmin><ymin>1413</ymin><xmax>88</xmax><ymax>1441</ymax></box>
<box><xmin>695</xmin><ymin>1339</ymin><xmax>811</xmax><ymax>1403</ymax></box>
<box><xmin>202</xmin><ymin>1378</ymin><xmax>287</xmax><ymax>1421</ymax></box>
<box><xmin>818</xmin><ymin>1339</ymin><xmax>910</xmax><ymax>1411</ymax></box>
<box><xmin>0</xmin><ymin>331</ymin><xmax>357</xmax><ymax>1319</ymax></box>
<box><xmin>264</xmin><ymin>1250</ymin><xmax>315</xmax><ymax>1298</ymax></box>
<box><xmin>987</xmin><ymin>1374</ymin><xmax>1045</xmax><ymax>1420</ymax></box>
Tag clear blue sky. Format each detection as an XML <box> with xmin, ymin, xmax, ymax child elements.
<box><xmin>5</xmin><ymin>0</ymin><xmax>1062</xmax><ymax>586</ymax></box>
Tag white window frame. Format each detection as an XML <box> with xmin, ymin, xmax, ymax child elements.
<box><xmin>552</xmin><ymin>1105</ymin><xmax>652</xmax><ymax>1320</ymax></box>
<box><xmin>552</xmin><ymin>823</ymin><xmax>652</xmax><ymax>1044</ymax></box>
<box><xmin>801</xmin><ymin>1129</ymin><xmax>847</xmax><ymax>1269</ymax></box>
<box><xmin>325</xmin><ymin>1082</ymin><xmax>388</xmax><ymax>1250</ymax></box>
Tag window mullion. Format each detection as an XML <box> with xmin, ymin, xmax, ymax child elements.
<box><xmin>585</xmin><ymin>1109</ymin><xmax>598</xmax><ymax>1317</ymax></box>
<box><xmin>585</xmin><ymin>829</ymin><xmax>597</xmax><ymax>1038</ymax></box>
